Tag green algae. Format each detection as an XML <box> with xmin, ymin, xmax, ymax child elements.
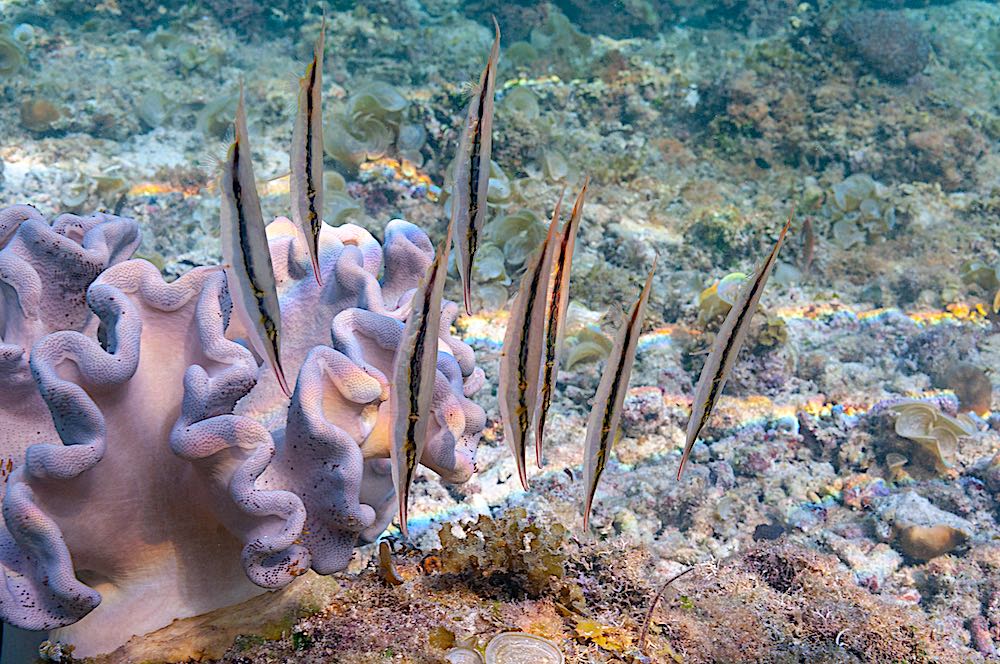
<box><xmin>0</xmin><ymin>31</ymin><xmax>24</xmax><ymax>76</ymax></box>
<box><xmin>826</xmin><ymin>174</ymin><xmax>896</xmax><ymax>249</ymax></box>
<box><xmin>324</xmin><ymin>81</ymin><xmax>416</xmax><ymax>169</ymax></box>
<box><xmin>500</xmin><ymin>87</ymin><xmax>540</xmax><ymax>122</ymax></box>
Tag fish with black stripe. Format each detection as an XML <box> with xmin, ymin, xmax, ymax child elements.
<box><xmin>582</xmin><ymin>258</ymin><xmax>656</xmax><ymax>530</ymax></box>
<box><xmin>499</xmin><ymin>191</ymin><xmax>562</xmax><ymax>490</ymax></box>
<box><xmin>220</xmin><ymin>85</ymin><xmax>292</xmax><ymax>398</ymax></box>
<box><xmin>677</xmin><ymin>212</ymin><xmax>793</xmax><ymax>480</ymax></box>
<box><xmin>290</xmin><ymin>15</ymin><xmax>327</xmax><ymax>285</ymax></box>
<box><xmin>535</xmin><ymin>178</ymin><xmax>588</xmax><ymax>467</ymax></box>
<box><xmin>451</xmin><ymin>18</ymin><xmax>500</xmax><ymax>315</ymax></box>
<box><xmin>389</xmin><ymin>221</ymin><xmax>453</xmax><ymax>539</ymax></box>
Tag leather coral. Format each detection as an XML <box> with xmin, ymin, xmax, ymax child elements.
<box><xmin>0</xmin><ymin>207</ymin><xmax>485</xmax><ymax>657</ymax></box>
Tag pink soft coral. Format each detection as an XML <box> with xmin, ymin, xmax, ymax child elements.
<box><xmin>0</xmin><ymin>209</ymin><xmax>484</xmax><ymax>657</ymax></box>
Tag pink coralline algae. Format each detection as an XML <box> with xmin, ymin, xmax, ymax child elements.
<box><xmin>0</xmin><ymin>207</ymin><xmax>485</xmax><ymax>657</ymax></box>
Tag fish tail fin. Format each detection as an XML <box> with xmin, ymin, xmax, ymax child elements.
<box><xmin>309</xmin><ymin>245</ymin><xmax>323</xmax><ymax>287</ymax></box>
<box><xmin>534</xmin><ymin>413</ymin><xmax>545</xmax><ymax>469</ymax></box>
<box><xmin>398</xmin><ymin>491</ymin><xmax>410</xmax><ymax>540</ymax></box>
<box><xmin>583</xmin><ymin>488</ymin><xmax>594</xmax><ymax>530</ymax></box>
<box><xmin>273</xmin><ymin>358</ymin><xmax>293</xmax><ymax>398</ymax></box>
<box><xmin>517</xmin><ymin>456</ymin><xmax>529</xmax><ymax>491</ymax></box>
<box><xmin>677</xmin><ymin>445</ymin><xmax>693</xmax><ymax>480</ymax></box>
<box><xmin>463</xmin><ymin>278</ymin><xmax>473</xmax><ymax>316</ymax></box>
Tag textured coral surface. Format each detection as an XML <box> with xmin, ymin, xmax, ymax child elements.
<box><xmin>0</xmin><ymin>209</ymin><xmax>484</xmax><ymax>657</ymax></box>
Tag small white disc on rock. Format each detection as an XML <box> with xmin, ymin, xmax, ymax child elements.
<box><xmin>484</xmin><ymin>632</ymin><xmax>563</xmax><ymax>664</ymax></box>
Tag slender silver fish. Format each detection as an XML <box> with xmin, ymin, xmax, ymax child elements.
<box><xmin>677</xmin><ymin>212</ymin><xmax>793</xmax><ymax>480</ymax></box>
<box><xmin>451</xmin><ymin>18</ymin><xmax>500</xmax><ymax>315</ymax></box>
<box><xmin>582</xmin><ymin>259</ymin><xmax>656</xmax><ymax>530</ymax></box>
<box><xmin>290</xmin><ymin>17</ymin><xmax>326</xmax><ymax>285</ymax></box>
<box><xmin>389</xmin><ymin>222</ymin><xmax>453</xmax><ymax>539</ymax></box>
<box><xmin>499</xmin><ymin>193</ymin><xmax>561</xmax><ymax>490</ymax></box>
<box><xmin>535</xmin><ymin>178</ymin><xmax>588</xmax><ymax>467</ymax></box>
<box><xmin>220</xmin><ymin>86</ymin><xmax>292</xmax><ymax>398</ymax></box>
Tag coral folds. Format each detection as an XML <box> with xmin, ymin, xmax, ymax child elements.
<box><xmin>0</xmin><ymin>207</ymin><xmax>484</xmax><ymax>657</ymax></box>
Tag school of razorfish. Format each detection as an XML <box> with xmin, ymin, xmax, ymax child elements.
<box><xmin>220</xmin><ymin>20</ymin><xmax>791</xmax><ymax>539</ymax></box>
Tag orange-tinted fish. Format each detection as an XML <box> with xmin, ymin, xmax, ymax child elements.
<box><xmin>499</xmin><ymin>192</ymin><xmax>562</xmax><ymax>490</ymax></box>
<box><xmin>535</xmin><ymin>178</ymin><xmax>588</xmax><ymax>467</ymax></box>
<box><xmin>389</xmin><ymin>222</ymin><xmax>453</xmax><ymax>538</ymax></box>
<box><xmin>220</xmin><ymin>86</ymin><xmax>292</xmax><ymax>397</ymax></box>
<box><xmin>290</xmin><ymin>16</ymin><xmax>326</xmax><ymax>285</ymax></box>
<box><xmin>677</xmin><ymin>212</ymin><xmax>793</xmax><ymax>479</ymax></box>
<box><xmin>582</xmin><ymin>259</ymin><xmax>656</xmax><ymax>530</ymax></box>
<box><xmin>451</xmin><ymin>18</ymin><xmax>500</xmax><ymax>315</ymax></box>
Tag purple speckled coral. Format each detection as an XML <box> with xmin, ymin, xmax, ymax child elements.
<box><xmin>0</xmin><ymin>210</ymin><xmax>485</xmax><ymax>657</ymax></box>
<box><xmin>0</xmin><ymin>206</ymin><xmax>139</xmax><ymax>472</ymax></box>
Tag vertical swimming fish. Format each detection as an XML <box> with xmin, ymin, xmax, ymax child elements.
<box><xmin>499</xmin><ymin>193</ymin><xmax>562</xmax><ymax>490</ymax></box>
<box><xmin>535</xmin><ymin>178</ymin><xmax>588</xmax><ymax>467</ymax></box>
<box><xmin>451</xmin><ymin>18</ymin><xmax>500</xmax><ymax>315</ymax></box>
<box><xmin>220</xmin><ymin>86</ymin><xmax>292</xmax><ymax>398</ymax></box>
<box><xmin>582</xmin><ymin>259</ymin><xmax>656</xmax><ymax>530</ymax></box>
<box><xmin>677</xmin><ymin>213</ymin><xmax>793</xmax><ymax>480</ymax></box>
<box><xmin>290</xmin><ymin>16</ymin><xmax>326</xmax><ymax>285</ymax></box>
<box><xmin>389</xmin><ymin>222</ymin><xmax>453</xmax><ymax>539</ymax></box>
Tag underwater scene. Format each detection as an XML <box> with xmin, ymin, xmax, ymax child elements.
<box><xmin>1</xmin><ymin>0</ymin><xmax>1000</xmax><ymax>662</ymax></box>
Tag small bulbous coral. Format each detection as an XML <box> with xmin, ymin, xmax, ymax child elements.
<box><xmin>324</xmin><ymin>81</ymin><xmax>415</xmax><ymax>168</ymax></box>
<box><xmin>825</xmin><ymin>173</ymin><xmax>896</xmax><ymax>248</ymax></box>
<box><xmin>529</xmin><ymin>7</ymin><xmax>592</xmax><ymax>78</ymax></box>
<box><xmin>888</xmin><ymin>400</ymin><xmax>976</xmax><ymax>475</ymax></box>
<box><xmin>19</xmin><ymin>98</ymin><xmax>61</xmax><ymax>133</ymax></box>
<box><xmin>0</xmin><ymin>31</ymin><xmax>23</xmax><ymax>76</ymax></box>
<box><xmin>0</xmin><ymin>207</ymin><xmax>485</xmax><ymax>657</ymax></box>
<box><xmin>434</xmin><ymin>508</ymin><xmax>566</xmax><ymax>598</ymax></box>
<box><xmin>875</xmin><ymin>490</ymin><xmax>973</xmax><ymax>561</ymax></box>
<box><xmin>896</xmin><ymin>524</ymin><xmax>967</xmax><ymax>561</ymax></box>
<box><xmin>500</xmin><ymin>86</ymin><xmax>540</xmax><ymax>121</ymax></box>
<box><xmin>487</xmin><ymin>208</ymin><xmax>545</xmax><ymax>270</ymax></box>
<box><xmin>696</xmin><ymin>271</ymin><xmax>746</xmax><ymax>327</ymax></box>
<box><xmin>835</xmin><ymin>10</ymin><xmax>930</xmax><ymax>83</ymax></box>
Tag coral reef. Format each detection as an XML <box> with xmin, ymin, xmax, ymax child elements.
<box><xmin>835</xmin><ymin>10</ymin><xmax>931</xmax><ymax>83</ymax></box>
<box><xmin>0</xmin><ymin>208</ymin><xmax>485</xmax><ymax>657</ymax></box>
<box><xmin>154</xmin><ymin>530</ymin><xmax>984</xmax><ymax>663</ymax></box>
<box><xmin>324</xmin><ymin>81</ymin><xmax>425</xmax><ymax>169</ymax></box>
<box><xmin>0</xmin><ymin>0</ymin><xmax>998</xmax><ymax>661</ymax></box>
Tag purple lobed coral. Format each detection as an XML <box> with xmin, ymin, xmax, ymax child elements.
<box><xmin>0</xmin><ymin>208</ymin><xmax>485</xmax><ymax>657</ymax></box>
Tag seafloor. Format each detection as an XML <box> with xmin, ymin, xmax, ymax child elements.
<box><xmin>2</xmin><ymin>0</ymin><xmax>1000</xmax><ymax>662</ymax></box>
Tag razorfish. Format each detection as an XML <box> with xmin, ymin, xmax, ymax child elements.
<box><xmin>582</xmin><ymin>259</ymin><xmax>656</xmax><ymax>530</ymax></box>
<box><xmin>220</xmin><ymin>86</ymin><xmax>292</xmax><ymax>398</ymax></box>
<box><xmin>677</xmin><ymin>212</ymin><xmax>793</xmax><ymax>480</ymax></box>
<box><xmin>389</xmin><ymin>221</ymin><xmax>453</xmax><ymax>539</ymax></box>
<box><xmin>535</xmin><ymin>178</ymin><xmax>588</xmax><ymax>467</ymax></box>
<box><xmin>499</xmin><ymin>192</ymin><xmax>562</xmax><ymax>490</ymax></box>
<box><xmin>290</xmin><ymin>17</ymin><xmax>326</xmax><ymax>285</ymax></box>
<box><xmin>451</xmin><ymin>18</ymin><xmax>500</xmax><ymax>315</ymax></box>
